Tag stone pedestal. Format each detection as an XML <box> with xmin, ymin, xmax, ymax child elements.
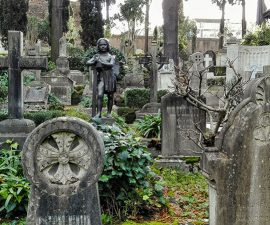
<box><xmin>22</xmin><ymin>117</ymin><xmax>104</xmax><ymax>225</ymax></box>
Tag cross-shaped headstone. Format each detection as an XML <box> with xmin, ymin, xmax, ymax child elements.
<box><xmin>204</xmin><ymin>54</ymin><xmax>213</xmax><ymax>68</ymax></box>
<box><xmin>139</xmin><ymin>41</ymin><xmax>169</xmax><ymax>103</ymax></box>
<box><xmin>0</xmin><ymin>31</ymin><xmax>48</xmax><ymax>119</ymax></box>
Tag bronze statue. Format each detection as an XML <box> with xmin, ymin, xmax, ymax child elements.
<box><xmin>86</xmin><ymin>38</ymin><xmax>116</xmax><ymax>118</ymax></box>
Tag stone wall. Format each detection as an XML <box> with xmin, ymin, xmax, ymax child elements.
<box><xmin>226</xmin><ymin>44</ymin><xmax>270</xmax><ymax>83</ymax></box>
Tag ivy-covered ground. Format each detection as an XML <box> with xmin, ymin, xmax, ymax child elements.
<box><xmin>0</xmin><ymin>167</ymin><xmax>208</xmax><ymax>225</ymax></box>
<box><xmin>0</xmin><ymin>111</ymin><xmax>208</xmax><ymax>225</ymax></box>
<box><xmin>121</xmin><ymin>168</ymin><xmax>209</xmax><ymax>225</ymax></box>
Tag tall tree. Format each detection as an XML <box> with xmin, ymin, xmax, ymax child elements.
<box><xmin>163</xmin><ymin>0</ymin><xmax>180</xmax><ymax>70</ymax></box>
<box><xmin>144</xmin><ymin>0</ymin><xmax>151</xmax><ymax>54</ymax></box>
<box><xmin>118</xmin><ymin>0</ymin><xmax>145</xmax><ymax>55</ymax></box>
<box><xmin>212</xmin><ymin>0</ymin><xmax>226</xmax><ymax>49</ymax></box>
<box><xmin>0</xmin><ymin>0</ymin><xmax>29</xmax><ymax>47</ymax></box>
<box><xmin>48</xmin><ymin>0</ymin><xmax>70</xmax><ymax>62</ymax></box>
<box><xmin>101</xmin><ymin>0</ymin><xmax>116</xmax><ymax>37</ymax></box>
<box><xmin>228</xmin><ymin>0</ymin><xmax>246</xmax><ymax>38</ymax></box>
<box><xmin>80</xmin><ymin>0</ymin><xmax>104</xmax><ymax>49</ymax></box>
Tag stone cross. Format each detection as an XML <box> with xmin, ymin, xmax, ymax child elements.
<box><xmin>22</xmin><ymin>117</ymin><xmax>104</xmax><ymax>225</ymax></box>
<box><xmin>204</xmin><ymin>54</ymin><xmax>213</xmax><ymax>68</ymax></box>
<box><xmin>0</xmin><ymin>31</ymin><xmax>47</xmax><ymax>119</ymax></box>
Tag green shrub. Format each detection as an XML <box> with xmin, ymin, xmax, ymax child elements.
<box><xmin>24</xmin><ymin>110</ymin><xmax>65</xmax><ymax>126</ymax></box>
<box><xmin>0</xmin><ymin>71</ymin><xmax>8</xmax><ymax>103</ymax></box>
<box><xmin>135</xmin><ymin>114</ymin><xmax>161</xmax><ymax>139</ymax></box>
<box><xmin>124</xmin><ymin>89</ymin><xmax>169</xmax><ymax>109</ymax></box>
<box><xmin>79</xmin><ymin>96</ymin><xmax>92</xmax><ymax>108</ymax></box>
<box><xmin>47</xmin><ymin>61</ymin><xmax>56</xmax><ymax>72</ymax></box>
<box><xmin>67</xmin><ymin>45</ymin><xmax>85</xmax><ymax>71</ymax></box>
<box><xmin>0</xmin><ymin>110</ymin><xmax>8</xmax><ymax>121</ymax></box>
<box><xmin>0</xmin><ymin>140</ymin><xmax>30</xmax><ymax>218</ymax></box>
<box><xmin>64</xmin><ymin>108</ymin><xmax>90</xmax><ymax>121</ymax></box>
<box><xmin>48</xmin><ymin>94</ymin><xmax>64</xmax><ymax>111</ymax></box>
<box><xmin>242</xmin><ymin>22</ymin><xmax>270</xmax><ymax>46</ymax></box>
<box><xmin>23</xmin><ymin>73</ymin><xmax>35</xmax><ymax>86</ymax></box>
<box><xmin>71</xmin><ymin>85</ymin><xmax>85</xmax><ymax>105</ymax></box>
<box><xmin>124</xmin><ymin>88</ymin><xmax>150</xmax><ymax>109</ymax></box>
<box><xmin>97</xmin><ymin>124</ymin><xmax>165</xmax><ymax>221</ymax></box>
<box><xmin>117</xmin><ymin>107</ymin><xmax>136</xmax><ymax>124</ymax></box>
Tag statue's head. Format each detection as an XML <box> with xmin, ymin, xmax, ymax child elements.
<box><xmin>97</xmin><ymin>38</ymin><xmax>110</xmax><ymax>53</ymax></box>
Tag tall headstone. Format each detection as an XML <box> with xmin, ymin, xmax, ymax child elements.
<box><xmin>0</xmin><ymin>31</ymin><xmax>47</xmax><ymax>148</ymax></box>
<box><xmin>157</xmin><ymin>93</ymin><xmax>206</xmax><ymax>167</ymax></box>
<box><xmin>22</xmin><ymin>117</ymin><xmax>104</xmax><ymax>225</ymax></box>
<box><xmin>202</xmin><ymin>75</ymin><xmax>270</xmax><ymax>225</ymax></box>
<box><xmin>42</xmin><ymin>37</ymin><xmax>74</xmax><ymax>105</ymax></box>
<box><xmin>189</xmin><ymin>52</ymin><xmax>207</xmax><ymax>93</ymax></box>
<box><xmin>158</xmin><ymin>59</ymin><xmax>175</xmax><ymax>90</ymax></box>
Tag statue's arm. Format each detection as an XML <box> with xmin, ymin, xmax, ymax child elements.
<box><xmin>86</xmin><ymin>54</ymin><xmax>98</xmax><ymax>66</ymax></box>
<box><xmin>98</xmin><ymin>55</ymin><xmax>115</xmax><ymax>68</ymax></box>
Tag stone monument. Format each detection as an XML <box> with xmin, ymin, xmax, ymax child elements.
<box><xmin>0</xmin><ymin>31</ymin><xmax>47</xmax><ymax>148</ymax></box>
<box><xmin>42</xmin><ymin>37</ymin><xmax>74</xmax><ymax>105</ymax></box>
<box><xmin>189</xmin><ymin>52</ymin><xmax>207</xmax><ymax>94</ymax></box>
<box><xmin>157</xmin><ymin>93</ymin><xmax>206</xmax><ymax>168</ymax></box>
<box><xmin>22</xmin><ymin>117</ymin><xmax>104</xmax><ymax>225</ymax></box>
<box><xmin>202</xmin><ymin>76</ymin><xmax>270</xmax><ymax>225</ymax></box>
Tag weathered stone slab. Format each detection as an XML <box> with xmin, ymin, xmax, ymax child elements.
<box><xmin>161</xmin><ymin>93</ymin><xmax>206</xmax><ymax>157</ymax></box>
<box><xmin>22</xmin><ymin>117</ymin><xmax>104</xmax><ymax>225</ymax></box>
<box><xmin>202</xmin><ymin>76</ymin><xmax>270</xmax><ymax>225</ymax></box>
<box><xmin>24</xmin><ymin>81</ymin><xmax>51</xmax><ymax>111</ymax></box>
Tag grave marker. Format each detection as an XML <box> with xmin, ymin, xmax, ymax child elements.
<box><xmin>22</xmin><ymin>117</ymin><xmax>104</xmax><ymax>225</ymax></box>
<box><xmin>202</xmin><ymin>75</ymin><xmax>270</xmax><ymax>225</ymax></box>
<box><xmin>0</xmin><ymin>31</ymin><xmax>47</xmax><ymax>148</ymax></box>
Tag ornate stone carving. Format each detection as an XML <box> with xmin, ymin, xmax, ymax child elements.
<box><xmin>37</xmin><ymin>132</ymin><xmax>91</xmax><ymax>185</ymax></box>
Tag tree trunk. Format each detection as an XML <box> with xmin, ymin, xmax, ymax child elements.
<box><xmin>144</xmin><ymin>0</ymin><xmax>150</xmax><ymax>54</ymax></box>
<box><xmin>219</xmin><ymin>1</ymin><xmax>225</xmax><ymax>50</ymax></box>
<box><xmin>106</xmin><ymin>0</ymin><xmax>110</xmax><ymax>22</ymax></box>
<box><xmin>162</xmin><ymin>0</ymin><xmax>180</xmax><ymax>72</ymax></box>
<box><xmin>242</xmin><ymin>0</ymin><xmax>246</xmax><ymax>38</ymax></box>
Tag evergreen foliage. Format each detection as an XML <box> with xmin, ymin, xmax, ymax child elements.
<box><xmin>80</xmin><ymin>0</ymin><xmax>104</xmax><ymax>49</ymax></box>
<box><xmin>0</xmin><ymin>0</ymin><xmax>29</xmax><ymax>46</ymax></box>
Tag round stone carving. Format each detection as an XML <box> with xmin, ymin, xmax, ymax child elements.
<box><xmin>22</xmin><ymin>117</ymin><xmax>104</xmax><ymax>196</ymax></box>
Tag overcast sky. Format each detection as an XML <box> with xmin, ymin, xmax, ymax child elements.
<box><xmin>106</xmin><ymin>0</ymin><xmax>265</xmax><ymax>34</ymax></box>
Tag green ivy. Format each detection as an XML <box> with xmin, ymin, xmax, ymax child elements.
<box><xmin>0</xmin><ymin>140</ymin><xmax>30</xmax><ymax>218</ymax></box>
<box><xmin>0</xmin><ymin>71</ymin><xmax>8</xmax><ymax>103</ymax></box>
<box><xmin>97</xmin><ymin>123</ymin><xmax>165</xmax><ymax>221</ymax></box>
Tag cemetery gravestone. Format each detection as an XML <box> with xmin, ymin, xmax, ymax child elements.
<box><xmin>42</xmin><ymin>36</ymin><xmax>74</xmax><ymax>105</ymax></box>
<box><xmin>189</xmin><ymin>52</ymin><xmax>207</xmax><ymax>93</ymax></box>
<box><xmin>202</xmin><ymin>76</ymin><xmax>270</xmax><ymax>225</ymax></box>
<box><xmin>0</xmin><ymin>31</ymin><xmax>47</xmax><ymax>148</ymax></box>
<box><xmin>24</xmin><ymin>81</ymin><xmax>51</xmax><ymax>111</ymax></box>
<box><xmin>22</xmin><ymin>117</ymin><xmax>104</xmax><ymax>225</ymax></box>
<box><xmin>158</xmin><ymin>93</ymin><xmax>206</xmax><ymax>167</ymax></box>
<box><xmin>158</xmin><ymin>58</ymin><xmax>175</xmax><ymax>91</ymax></box>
